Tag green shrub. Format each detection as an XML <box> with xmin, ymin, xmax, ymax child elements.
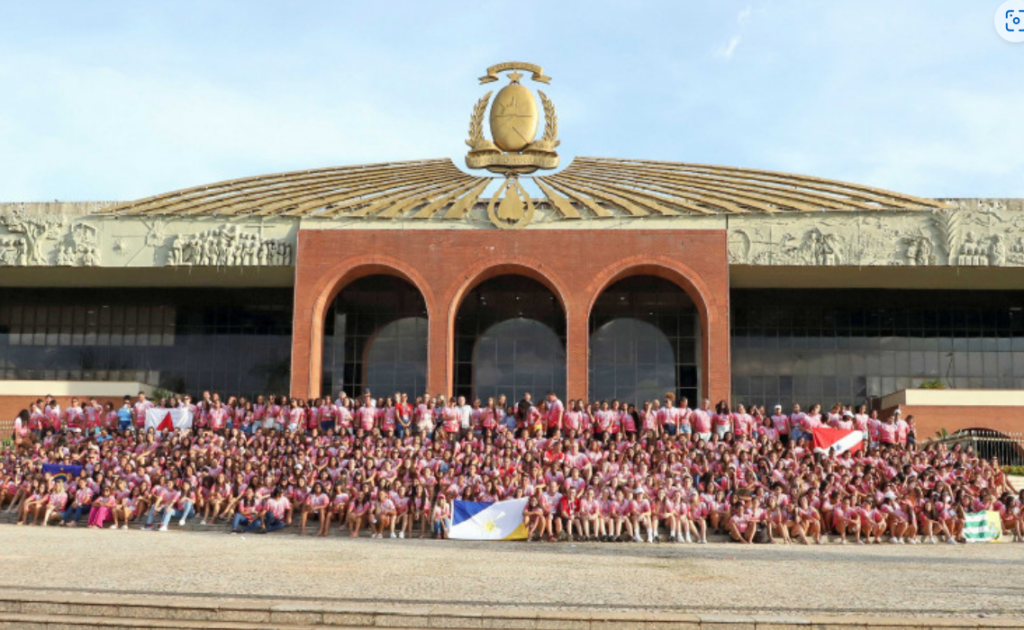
<box><xmin>1003</xmin><ymin>465</ymin><xmax>1024</xmax><ymax>476</ymax></box>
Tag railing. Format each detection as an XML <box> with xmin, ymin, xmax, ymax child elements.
<box><xmin>929</xmin><ymin>429</ymin><xmax>1024</xmax><ymax>467</ymax></box>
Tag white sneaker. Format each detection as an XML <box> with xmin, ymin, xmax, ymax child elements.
<box><xmin>948</xmin><ymin>538</ymin><xmax>958</xmax><ymax>545</ymax></box>
<box><xmin>158</xmin><ymin>525</ymin><xmax>169</xmax><ymax>532</ymax></box>
<box><xmin>929</xmin><ymin>536</ymin><xmax>937</xmax><ymax>545</ymax></box>
<box><xmin>857</xmin><ymin>539</ymin><xmax>864</xmax><ymax>545</ymax></box>
<box><xmin>390</xmin><ymin>532</ymin><xmax>396</xmax><ymax>539</ymax></box>
<box><xmin>109</xmin><ymin>523</ymin><xmax>118</xmax><ymax>529</ymax></box>
<box><xmin>200</xmin><ymin>519</ymin><xmax>207</xmax><ymax>526</ymax></box>
<box><xmin>398</xmin><ymin>531</ymin><xmax>405</xmax><ymax>539</ymax></box>
<box><xmin>178</xmin><ymin>518</ymin><xmax>187</xmax><ymax>527</ymax></box>
<box><xmin>890</xmin><ymin>536</ymin><xmax>899</xmax><ymax>544</ymax></box>
<box><xmin>840</xmin><ymin>538</ymin><xmax>847</xmax><ymax>545</ymax></box>
<box><xmin>686</xmin><ymin>533</ymin><xmax>692</xmax><ymax>543</ymax></box>
<box><xmin>909</xmin><ymin>537</ymin><xmax>919</xmax><ymax>545</ymax></box>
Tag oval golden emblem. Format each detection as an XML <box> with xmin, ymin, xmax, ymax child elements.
<box><xmin>489</xmin><ymin>83</ymin><xmax>539</xmax><ymax>153</ymax></box>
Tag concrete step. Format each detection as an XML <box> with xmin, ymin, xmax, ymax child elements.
<box><xmin>0</xmin><ymin>612</ymin><xmax>328</xmax><ymax>629</ymax></box>
<box><xmin>0</xmin><ymin>591</ymin><xmax>1021</xmax><ymax>630</ymax></box>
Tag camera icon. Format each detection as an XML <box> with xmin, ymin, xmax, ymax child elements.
<box><xmin>1006</xmin><ymin>9</ymin><xmax>1024</xmax><ymax>31</ymax></box>
<box><xmin>997</xmin><ymin>1</ymin><xmax>1024</xmax><ymax>42</ymax></box>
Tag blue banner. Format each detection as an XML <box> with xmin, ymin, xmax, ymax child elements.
<box><xmin>42</xmin><ymin>463</ymin><xmax>83</xmax><ymax>483</ymax></box>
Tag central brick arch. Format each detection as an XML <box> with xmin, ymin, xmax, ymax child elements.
<box><xmin>444</xmin><ymin>261</ymin><xmax>572</xmax><ymax>398</ymax></box>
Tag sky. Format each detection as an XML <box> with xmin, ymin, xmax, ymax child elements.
<box><xmin>0</xmin><ymin>1</ymin><xmax>1021</xmax><ymax>201</ymax></box>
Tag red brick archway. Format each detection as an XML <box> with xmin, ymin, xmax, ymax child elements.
<box><xmin>291</xmin><ymin>229</ymin><xmax>730</xmax><ymax>402</ymax></box>
<box><xmin>292</xmin><ymin>253</ymin><xmax>438</xmax><ymax>400</ymax></box>
<box><xmin>582</xmin><ymin>257</ymin><xmax>728</xmax><ymax>404</ymax></box>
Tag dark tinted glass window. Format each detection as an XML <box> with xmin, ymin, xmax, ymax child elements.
<box><xmin>321</xmin><ymin>276</ymin><xmax>427</xmax><ymax>399</ymax></box>
<box><xmin>731</xmin><ymin>290</ymin><xmax>1024</xmax><ymax>410</ymax></box>
<box><xmin>0</xmin><ymin>288</ymin><xmax>292</xmax><ymax>397</ymax></box>
<box><xmin>589</xmin><ymin>276</ymin><xmax>698</xmax><ymax>405</ymax></box>
<box><xmin>455</xmin><ymin>275</ymin><xmax>565</xmax><ymax>401</ymax></box>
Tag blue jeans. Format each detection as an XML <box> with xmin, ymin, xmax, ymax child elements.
<box><xmin>663</xmin><ymin>424</ymin><xmax>677</xmax><ymax>436</ymax></box>
<box><xmin>63</xmin><ymin>504</ymin><xmax>88</xmax><ymax>523</ymax></box>
<box><xmin>246</xmin><ymin>513</ymin><xmax>286</xmax><ymax>533</ymax></box>
<box><xmin>232</xmin><ymin>513</ymin><xmax>254</xmax><ymax>531</ymax></box>
<box><xmin>433</xmin><ymin>518</ymin><xmax>452</xmax><ymax>535</ymax></box>
<box><xmin>147</xmin><ymin>501</ymin><xmax>194</xmax><ymax>527</ymax></box>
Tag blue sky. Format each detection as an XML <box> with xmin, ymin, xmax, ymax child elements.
<box><xmin>0</xmin><ymin>1</ymin><xmax>1021</xmax><ymax>201</ymax></box>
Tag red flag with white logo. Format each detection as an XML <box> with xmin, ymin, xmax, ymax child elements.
<box><xmin>812</xmin><ymin>427</ymin><xmax>863</xmax><ymax>456</ymax></box>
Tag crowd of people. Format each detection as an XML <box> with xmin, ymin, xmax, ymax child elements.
<box><xmin>3</xmin><ymin>389</ymin><xmax>1021</xmax><ymax>545</ymax></box>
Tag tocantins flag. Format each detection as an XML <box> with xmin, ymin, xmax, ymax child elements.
<box><xmin>963</xmin><ymin>511</ymin><xmax>1003</xmax><ymax>543</ymax></box>
<box><xmin>449</xmin><ymin>498</ymin><xmax>529</xmax><ymax>541</ymax></box>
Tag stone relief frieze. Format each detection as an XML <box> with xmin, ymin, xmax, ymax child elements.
<box><xmin>0</xmin><ymin>211</ymin><xmax>298</xmax><ymax>268</ymax></box>
<box><xmin>727</xmin><ymin>198</ymin><xmax>1024</xmax><ymax>267</ymax></box>
<box><xmin>166</xmin><ymin>224</ymin><xmax>292</xmax><ymax>267</ymax></box>
<box><xmin>1</xmin><ymin>198</ymin><xmax>1023</xmax><ymax>269</ymax></box>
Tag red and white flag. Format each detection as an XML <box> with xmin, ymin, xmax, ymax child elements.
<box><xmin>812</xmin><ymin>427</ymin><xmax>863</xmax><ymax>456</ymax></box>
<box><xmin>145</xmin><ymin>408</ymin><xmax>193</xmax><ymax>432</ymax></box>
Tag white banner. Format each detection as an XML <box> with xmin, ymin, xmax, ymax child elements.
<box><xmin>145</xmin><ymin>408</ymin><xmax>193</xmax><ymax>432</ymax></box>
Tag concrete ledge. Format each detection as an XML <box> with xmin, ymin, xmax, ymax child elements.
<box><xmin>0</xmin><ymin>590</ymin><xmax>1018</xmax><ymax>629</ymax></box>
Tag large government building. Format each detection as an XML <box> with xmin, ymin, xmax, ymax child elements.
<box><xmin>2</xmin><ymin>62</ymin><xmax>1022</xmax><ymax>436</ymax></box>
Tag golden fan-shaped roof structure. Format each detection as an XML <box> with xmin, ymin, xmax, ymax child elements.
<box><xmin>101</xmin><ymin>156</ymin><xmax>950</xmax><ymax>221</ymax></box>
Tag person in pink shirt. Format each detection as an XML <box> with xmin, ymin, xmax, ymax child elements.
<box><xmin>356</xmin><ymin>401</ymin><xmax>377</xmax><ymax>435</ymax></box>
<box><xmin>301</xmin><ymin>482</ymin><xmax>330</xmax><ymax>536</ymax></box>
<box><xmin>87</xmin><ymin>485</ymin><xmax>117</xmax><ymax>529</ymax></box>
<box><xmin>712</xmin><ymin>401</ymin><xmax>732</xmax><ymax>439</ymax></box>
<box><xmin>894</xmin><ymin>411</ymin><xmax>910</xmax><ymax>446</ymax></box>
<box><xmin>545</xmin><ymin>392</ymin><xmax>564</xmax><ymax>437</ymax></box>
<box><xmin>801</xmin><ymin>404</ymin><xmax>823</xmax><ymax>438</ymax></box>
<box><xmin>693</xmin><ymin>399</ymin><xmax>713</xmax><ymax>442</ymax></box>
<box><xmin>877</xmin><ymin>416</ymin><xmax>898</xmax><ymax>447</ymax></box>
<box><xmin>64</xmin><ymin>398</ymin><xmax>84</xmax><ymax>432</ymax></box>
<box><xmin>133</xmin><ymin>393</ymin><xmax>153</xmax><ymax>432</ymax></box>
<box><xmin>727</xmin><ymin>503</ymin><xmax>756</xmax><ymax>544</ymax></box>
<box><xmin>732</xmin><ymin>404</ymin><xmax>753</xmax><ymax>438</ymax></box>
<box><xmin>207</xmin><ymin>401</ymin><xmax>228</xmax><ymax>432</ymax></box>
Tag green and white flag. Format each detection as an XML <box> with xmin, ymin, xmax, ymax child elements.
<box><xmin>963</xmin><ymin>510</ymin><xmax>1002</xmax><ymax>543</ymax></box>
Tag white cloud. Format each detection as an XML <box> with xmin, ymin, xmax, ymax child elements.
<box><xmin>738</xmin><ymin>6</ymin><xmax>752</xmax><ymax>22</ymax></box>
<box><xmin>715</xmin><ymin>36</ymin><xmax>741</xmax><ymax>60</ymax></box>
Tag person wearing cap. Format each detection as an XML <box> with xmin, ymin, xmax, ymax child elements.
<box><xmin>770</xmin><ymin>405</ymin><xmax>789</xmax><ymax>446</ymax></box>
<box><xmin>831</xmin><ymin>410</ymin><xmax>854</xmax><ymax>431</ymax></box>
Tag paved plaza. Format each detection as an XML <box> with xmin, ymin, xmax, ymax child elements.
<box><xmin>2</xmin><ymin>525</ymin><xmax>1023</xmax><ymax>620</ymax></box>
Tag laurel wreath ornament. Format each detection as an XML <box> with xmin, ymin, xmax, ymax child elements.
<box><xmin>466</xmin><ymin>91</ymin><xmax>492</xmax><ymax>148</ymax></box>
<box><xmin>538</xmin><ymin>90</ymin><xmax>559</xmax><ymax>146</ymax></box>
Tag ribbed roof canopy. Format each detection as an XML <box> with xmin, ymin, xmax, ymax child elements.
<box><xmin>102</xmin><ymin>157</ymin><xmax>950</xmax><ymax>220</ymax></box>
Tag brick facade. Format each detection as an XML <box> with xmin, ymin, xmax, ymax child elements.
<box><xmin>289</xmin><ymin>229</ymin><xmax>731</xmax><ymax>403</ymax></box>
<box><xmin>880</xmin><ymin>405</ymin><xmax>1024</xmax><ymax>441</ymax></box>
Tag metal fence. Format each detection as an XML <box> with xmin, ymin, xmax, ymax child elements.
<box><xmin>929</xmin><ymin>429</ymin><xmax>1024</xmax><ymax>467</ymax></box>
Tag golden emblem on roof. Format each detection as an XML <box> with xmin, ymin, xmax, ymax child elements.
<box><xmin>466</xmin><ymin>62</ymin><xmax>559</xmax><ymax>175</ymax></box>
